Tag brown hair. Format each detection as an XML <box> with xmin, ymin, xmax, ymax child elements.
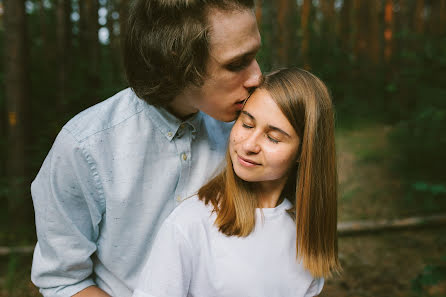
<box><xmin>123</xmin><ymin>0</ymin><xmax>255</xmax><ymax>106</ymax></box>
<box><xmin>198</xmin><ymin>68</ymin><xmax>341</xmax><ymax>278</ymax></box>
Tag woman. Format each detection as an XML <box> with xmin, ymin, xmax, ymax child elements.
<box><xmin>133</xmin><ymin>68</ymin><xmax>341</xmax><ymax>297</ymax></box>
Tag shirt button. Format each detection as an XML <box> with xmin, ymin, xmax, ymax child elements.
<box><xmin>167</xmin><ymin>132</ymin><xmax>173</xmax><ymax>137</ymax></box>
<box><xmin>182</xmin><ymin>153</ymin><xmax>187</xmax><ymax>161</ymax></box>
<box><xmin>176</xmin><ymin>196</ymin><xmax>182</xmax><ymax>202</ymax></box>
<box><xmin>179</xmin><ymin>123</ymin><xmax>186</xmax><ymax>130</ymax></box>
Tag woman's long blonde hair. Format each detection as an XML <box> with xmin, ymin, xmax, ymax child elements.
<box><xmin>198</xmin><ymin>68</ymin><xmax>340</xmax><ymax>277</ymax></box>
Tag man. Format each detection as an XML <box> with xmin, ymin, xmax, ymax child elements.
<box><xmin>31</xmin><ymin>0</ymin><xmax>261</xmax><ymax>296</ymax></box>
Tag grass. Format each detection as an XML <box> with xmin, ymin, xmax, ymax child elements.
<box><xmin>0</xmin><ymin>255</ymin><xmax>40</xmax><ymax>297</ymax></box>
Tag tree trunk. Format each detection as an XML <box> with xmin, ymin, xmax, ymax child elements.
<box><xmin>339</xmin><ymin>0</ymin><xmax>352</xmax><ymax>53</ymax></box>
<box><xmin>80</xmin><ymin>0</ymin><xmax>100</xmax><ymax>104</ymax></box>
<box><xmin>37</xmin><ymin>0</ymin><xmax>49</xmax><ymax>56</ymax></box>
<box><xmin>276</xmin><ymin>0</ymin><xmax>294</xmax><ymax>66</ymax></box>
<box><xmin>79</xmin><ymin>0</ymin><xmax>88</xmax><ymax>53</ymax></box>
<box><xmin>56</xmin><ymin>0</ymin><xmax>72</xmax><ymax>113</ymax></box>
<box><xmin>428</xmin><ymin>0</ymin><xmax>445</xmax><ymax>36</ymax></box>
<box><xmin>301</xmin><ymin>0</ymin><xmax>311</xmax><ymax>70</ymax></box>
<box><xmin>255</xmin><ymin>0</ymin><xmax>262</xmax><ymax>27</ymax></box>
<box><xmin>107</xmin><ymin>0</ymin><xmax>124</xmax><ymax>84</ymax></box>
<box><xmin>384</xmin><ymin>0</ymin><xmax>394</xmax><ymax>63</ymax></box>
<box><xmin>441</xmin><ymin>0</ymin><xmax>446</xmax><ymax>35</ymax></box>
<box><xmin>413</xmin><ymin>0</ymin><xmax>424</xmax><ymax>34</ymax></box>
<box><xmin>320</xmin><ymin>0</ymin><xmax>335</xmax><ymax>48</ymax></box>
<box><xmin>394</xmin><ymin>0</ymin><xmax>414</xmax><ymax>120</ymax></box>
<box><xmin>368</xmin><ymin>0</ymin><xmax>381</xmax><ymax>65</ymax></box>
<box><xmin>353</xmin><ymin>0</ymin><xmax>367</xmax><ymax>61</ymax></box>
<box><xmin>3</xmin><ymin>0</ymin><xmax>31</xmax><ymax>227</ymax></box>
<box><xmin>338</xmin><ymin>214</ymin><xmax>446</xmax><ymax>236</ymax></box>
<box><xmin>119</xmin><ymin>0</ymin><xmax>129</xmax><ymax>46</ymax></box>
<box><xmin>87</xmin><ymin>0</ymin><xmax>100</xmax><ymax>102</ymax></box>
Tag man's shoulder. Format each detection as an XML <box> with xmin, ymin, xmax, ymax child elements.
<box><xmin>200</xmin><ymin>114</ymin><xmax>233</xmax><ymax>148</ymax></box>
<box><xmin>201</xmin><ymin>114</ymin><xmax>233</xmax><ymax>135</ymax></box>
<box><xmin>63</xmin><ymin>88</ymin><xmax>147</xmax><ymax>142</ymax></box>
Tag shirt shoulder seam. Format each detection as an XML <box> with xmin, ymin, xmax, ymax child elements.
<box><xmin>65</xmin><ymin>104</ymin><xmax>146</xmax><ymax>143</ymax></box>
<box><xmin>60</xmin><ymin>128</ymin><xmax>107</xmax><ymax>211</ymax></box>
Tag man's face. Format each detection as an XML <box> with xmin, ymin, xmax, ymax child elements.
<box><xmin>170</xmin><ymin>8</ymin><xmax>262</xmax><ymax>122</ymax></box>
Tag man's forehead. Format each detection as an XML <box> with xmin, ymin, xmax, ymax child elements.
<box><xmin>206</xmin><ymin>8</ymin><xmax>261</xmax><ymax>63</ymax></box>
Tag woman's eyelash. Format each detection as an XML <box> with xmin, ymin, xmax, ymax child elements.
<box><xmin>242</xmin><ymin>123</ymin><xmax>280</xmax><ymax>143</ymax></box>
<box><xmin>267</xmin><ymin>136</ymin><xmax>279</xmax><ymax>144</ymax></box>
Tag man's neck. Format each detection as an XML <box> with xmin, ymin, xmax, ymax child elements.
<box><xmin>167</xmin><ymin>92</ymin><xmax>199</xmax><ymax>121</ymax></box>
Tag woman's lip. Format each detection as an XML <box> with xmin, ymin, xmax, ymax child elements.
<box><xmin>237</xmin><ymin>155</ymin><xmax>260</xmax><ymax>167</ymax></box>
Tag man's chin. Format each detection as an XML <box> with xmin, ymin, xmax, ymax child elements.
<box><xmin>208</xmin><ymin>111</ymin><xmax>238</xmax><ymax>123</ymax></box>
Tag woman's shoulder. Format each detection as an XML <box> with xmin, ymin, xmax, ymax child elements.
<box><xmin>164</xmin><ymin>195</ymin><xmax>214</xmax><ymax>228</ymax></box>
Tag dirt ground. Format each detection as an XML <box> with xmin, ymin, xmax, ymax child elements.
<box><xmin>321</xmin><ymin>124</ymin><xmax>446</xmax><ymax>297</ymax></box>
<box><xmin>1</xmin><ymin>123</ymin><xmax>445</xmax><ymax>297</ymax></box>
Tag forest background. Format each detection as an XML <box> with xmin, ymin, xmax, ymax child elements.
<box><xmin>1</xmin><ymin>0</ymin><xmax>446</xmax><ymax>296</ymax></box>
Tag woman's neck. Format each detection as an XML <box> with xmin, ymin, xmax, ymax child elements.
<box><xmin>255</xmin><ymin>179</ymin><xmax>287</xmax><ymax>208</ymax></box>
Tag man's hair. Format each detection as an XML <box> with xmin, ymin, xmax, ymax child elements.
<box><xmin>123</xmin><ymin>0</ymin><xmax>255</xmax><ymax>106</ymax></box>
<box><xmin>198</xmin><ymin>68</ymin><xmax>341</xmax><ymax>278</ymax></box>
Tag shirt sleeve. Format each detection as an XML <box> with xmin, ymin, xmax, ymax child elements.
<box><xmin>304</xmin><ymin>277</ymin><xmax>324</xmax><ymax>297</ymax></box>
<box><xmin>133</xmin><ymin>219</ymin><xmax>193</xmax><ymax>297</ymax></box>
<box><xmin>31</xmin><ymin>128</ymin><xmax>105</xmax><ymax>297</ymax></box>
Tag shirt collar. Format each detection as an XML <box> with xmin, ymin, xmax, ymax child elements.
<box><xmin>147</xmin><ymin>104</ymin><xmax>203</xmax><ymax>141</ymax></box>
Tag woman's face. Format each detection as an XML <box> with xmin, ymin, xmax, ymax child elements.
<box><xmin>229</xmin><ymin>88</ymin><xmax>300</xmax><ymax>189</ymax></box>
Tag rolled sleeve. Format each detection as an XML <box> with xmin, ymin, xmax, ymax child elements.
<box><xmin>31</xmin><ymin>128</ymin><xmax>105</xmax><ymax>297</ymax></box>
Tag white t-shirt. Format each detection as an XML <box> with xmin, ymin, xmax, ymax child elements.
<box><xmin>133</xmin><ymin>195</ymin><xmax>324</xmax><ymax>297</ymax></box>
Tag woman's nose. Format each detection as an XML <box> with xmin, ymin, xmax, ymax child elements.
<box><xmin>242</xmin><ymin>132</ymin><xmax>261</xmax><ymax>154</ymax></box>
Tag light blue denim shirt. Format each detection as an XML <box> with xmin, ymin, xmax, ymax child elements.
<box><xmin>31</xmin><ymin>88</ymin><xmax>232</xmax><ymax>297</ymax></box>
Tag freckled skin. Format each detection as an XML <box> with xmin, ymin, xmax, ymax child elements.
<box><xmin>229</xmin><ymin>89</ymin><xmax>300</xmax><ymax>190</ymax></box>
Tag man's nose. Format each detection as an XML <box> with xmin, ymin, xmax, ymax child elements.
<box><xmin>244</xmin><ymin>59</ymin><xmax>262</xmax><ymax>89</ymax></box>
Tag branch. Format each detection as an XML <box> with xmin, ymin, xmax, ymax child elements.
<box><xmin>338</xmin><ymin>214</ymin><xmax>446</xmax><ymax>236</ymax></box>
<box><xmin>1</xmin><ymin>215</ymin><xmax>445</xmax><ymax>255</ymax></box>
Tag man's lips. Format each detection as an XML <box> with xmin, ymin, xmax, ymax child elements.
<box><xmin>235</xmin><ymin>94</ymin><xmax>251</xmax><ymax>109</ymax></box>
<box><xmin>237</xmin><ymin>155</ymin><xmax>261</xmax><ymax>167</ymax></box>
<box><xmin>235</xmin><ymin>100</ymin><xmax>245</xmax><ymax>110</ymax></box>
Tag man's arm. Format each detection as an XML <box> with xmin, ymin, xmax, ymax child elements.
<box><xmin>73</xmin><ymin>286</ymin><xmax>112</xmax><ymax>297</ymax></box>
<box><xmin>31</xmin><ymin>128</ymin><xmax>105</xmax><ymax>296</ymax></box>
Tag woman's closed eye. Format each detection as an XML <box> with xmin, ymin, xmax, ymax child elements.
<box><xmin>242</xmin><ymin>122</ymin><xmax>253</xmax><ymax>129</ymax></box>
<box><xmin>267</xmin><ymin>135</ymin><xmax>280</xmax><ymax>144</ymax></box>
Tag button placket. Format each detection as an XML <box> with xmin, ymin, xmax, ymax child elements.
<box><xmin>174</xmin><ymin>127</ymin><xmax>192</xmax><ymax>205</ymax></box>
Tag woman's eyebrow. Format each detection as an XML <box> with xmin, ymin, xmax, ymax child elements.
<box><xmin>241</xmin><ymin>110</ymin><xmax>255</xmax><ymax>120</ymax></box>
<box><xmin>242</xmin><ymin>111</ymin><xmax>291</xmax><ymax>138</ymax></box>
<box><xmin>267</xmin><ymin>125</ymin><xmax>291</xmax><ymax>138</ymax></box>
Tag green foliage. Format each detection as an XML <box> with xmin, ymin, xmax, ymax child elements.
<box><xmin>392</xmin><ymin>106</ymin><xmax>446</xmax><ymax>182</ymax></box>
<box><xmin>412</xmin><ymin>257</ymin><xmax>446</xmax><ymax>297</ymax></box>
<box><xmin>388</xmin><ymin>32</ymin><xmax>446</xmax><ymax>212</ymax></box>
<box><xmin>5</xmin><ymin>254</ymin><xmax>19</xmax><ymax>293</ymax></box>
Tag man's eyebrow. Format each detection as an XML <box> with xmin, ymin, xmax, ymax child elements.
<box><xmin>224</xmin><ymin>46</ymin><xmax>260</xmax><ymax>64</ymax></box>
<box><xmin>241</xmin><ymin>111</ymin><xmax>291</xmax><ymax>138</ymax></box>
